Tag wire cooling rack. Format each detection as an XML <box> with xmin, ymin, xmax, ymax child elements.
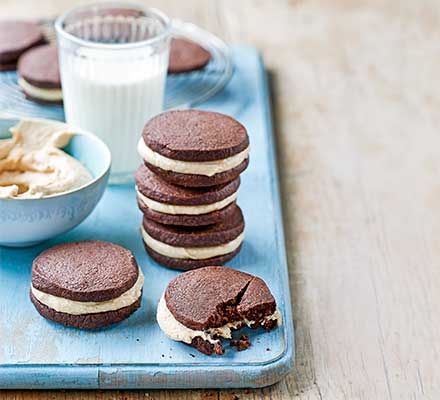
<box><xmin>0</xmin><ymin>19</ymin><xmax>233</xmax><ymax>120</ymax></box>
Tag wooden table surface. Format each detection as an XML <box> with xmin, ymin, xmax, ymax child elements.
<box><xmin>1</xmin><ymin>0</ymin><xmax>439</xmax><ymax>398</ymax></box>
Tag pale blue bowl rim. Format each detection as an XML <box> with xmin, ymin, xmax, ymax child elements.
<box><xmin>0</xmin><ymin>118</ymin><xmax>112</xmax><ymax>202</ymax></box>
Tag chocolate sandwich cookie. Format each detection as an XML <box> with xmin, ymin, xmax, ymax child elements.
<box><xmin>157</xmin><ymin>266</ymin><xmax>282</xmax><ymax>355</ymax></box>
<box><xmin>0</xmin><ymin>20</ymin><xmax>44</xmax><ymax>71</ymax></box>
<box><xmin>30</xmin><ymin>241</ymin><xmax>143</xmax><ymax>329</ymax></box>
<box><xmin>135</xmin><ymin>165</ymin><xmax>240</xmax><ymax>226</ymax></box>
<box><xmin>18</xmin><ymin>45</ymin><xmax>62</xmax><ymax>104</ymax></box>
<box><xmin>168</xmin><ymin>38</ymin><xmax>211</xmax><ymax>74</ymax></box>
<box><xmin>141</xmin><ymin>204</ymin><xmax>245</xmax><ymax>270</ymax></box>
<box><xmin>137</xmin><ymin>110</ymin><xmax>250</xmax><ymax>187</ymax></box>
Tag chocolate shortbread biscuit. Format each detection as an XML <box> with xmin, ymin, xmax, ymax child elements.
<box><xmin>139</xmin><ymin>200</ymin><xmax>238</xmax><ymax>227</ymax></box>
<box><xmin>137</xmin><ymin>110</ymin><xmax>250</xmax><ymax>187</ymax></box>
<box><xmin>18</xmin><ymin>45</ymin><xmax>62</xmax><ymax>104</ymax></box>
<box><xmin>30</xmin><ymin>240</ymin><xmax>143</xmax><ymax>329</ymax></box>
<box><xmin>156</xmin><ymin>266</ymin><xmax>282</xmax><ymax>355</ymax></box>
<box><xmin>0</xmin><ymin>20</ymin><xmax>44</xmax><ymax>71</ymax></box>
<box><xmin>168</xmin><ymin>38</ymin><xmax>211</xmax><ymax>74</ymax></box>
<box><xmin>141</xmin><ymin>204</ymin><xmax>245</xmax><ymax>270</ymax></box>
<box><xmin>143</xmin><ymin>243</ymin><xmax>242</xmax><ymax>271</ymax></box>
<box><xmin>135</xmin><ymin>165</ymin><xmax>240</xmax><ymax>226</ymax></box>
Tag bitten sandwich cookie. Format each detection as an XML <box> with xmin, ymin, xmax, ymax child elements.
<box><xmin>157</xmin><ymin>266</ymin><xmax>282</xmax><ymax>355</ymax></box>
<box><xmin>135</xmin><ymin>164</ymin><xmax>240</xmax><ymax>226</ymax></box>
<box><xmin>168</xmin><ymin>38</ymin><xmax>211</xmax><ymax>74</ymax></box>
<box><xmin>137</xmin><ymin>110</ymin><xmax>250</xmax><ymax>187</ymax></box>
<box><xmin>18</xmin><ymin>45</ymin><xmax>62</xmax><ymax>104</ymax></box>
<box><xmin>141</xmin><ymin>204</ymin><xmax>245</xmax><ymax>270</ymax></box>
<box><xmin>0</xmin><ymin>20</ymin><xmax>44</xmax><ymax>71</ymax></box>
<box><xmin>30</xmin><ymin>241</ymin><xmax>143</xmax><ymax>329</ymax></box>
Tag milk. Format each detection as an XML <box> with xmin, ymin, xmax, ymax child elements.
<box><xmin>60</xmin><ymin>47</ymin><xmax>168</xmax><ymax>181</ymax></box>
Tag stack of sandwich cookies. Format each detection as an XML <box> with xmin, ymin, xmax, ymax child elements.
<box><xmin>0</xmin><ymin>20</ymin><xmax>44</xmax><ymax>71</ymax></box>
<box><xmin>18</xmin><ymin>45</ymin><xmax>62</xmax><ymax>104</ymax></box>
<box><xmin>136</xmin><ymin>110</ymin><xmax>250</xmax><ymax>270</ymax></box>
<box><xmin>30</xmin><ymin>241</ymin><xmax>143</xmax><ymax>329</ymax></box>
<box><xmin>157</xmin><ymin>266</ymin><xmax>282</xmax><ymax>355</ymax></box>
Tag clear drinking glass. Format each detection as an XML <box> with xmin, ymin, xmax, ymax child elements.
<box><xmin>55</xmin><ymin>2</ymin><xmax>171</xmax><ymax>183</ymax></box>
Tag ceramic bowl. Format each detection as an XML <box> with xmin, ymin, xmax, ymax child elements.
<box><xmin>0</xmin><ymin>118</ymin><xmax>111</xmax><ymax>247</ymax></box>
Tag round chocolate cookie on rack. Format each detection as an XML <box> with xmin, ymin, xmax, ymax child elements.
<box><xmin>18</xmin><ymin>45</ymin><xmax>62</xmax><ymax>104</ymax></box>
<box><xmin>30</xmin><ymin>241</ymin><xmax>144</xmax><ymax>329</ymax></box>
<box><xmin>168</xmin><ymin>38</ymin><xmax>211</xmax><ymax>74</ymax></box>
<box><xmin>137</xmin><ymin>110</ymin><xmax>250</xmax><ymax>187</ymax></box>
<box><xmin>135</xmin><ymin>164</ymin><xmax>240</xmax><ymax>226</ymax></box>
<box><xmin>141</xmin><ymin>204</ymin><xmax>245</xmax><ymax>270</ymax></box>
<box><xmin>0</xmin><ymin>20</ymin><xmax>45</xmax><ymax>71</ymax></box>
<box><xmin>157</xmin><ymin>266</ymin><xmax>282</xmax><ymax>355</ymax></box>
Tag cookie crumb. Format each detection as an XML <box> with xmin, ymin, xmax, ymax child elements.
<box><xmin>230</xmin><ymin>334</ymin><xmax>250</xmax><ymax>351</ymax></box>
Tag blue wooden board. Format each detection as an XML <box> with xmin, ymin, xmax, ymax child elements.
<box><xmin>0</xmin><ymin>46</ymin><xmax>294</xmax><ymax>389</ymax></box>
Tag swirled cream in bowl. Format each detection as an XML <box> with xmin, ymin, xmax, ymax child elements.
<box><xmin>0</xmin><ymin>118</ymin><xmax>111</xmax><ymax>247</ymax></box>
<box><xmin>0</xmin><ymin>119</ymin><xmax>92</xmax><ymax>199</ymax></box>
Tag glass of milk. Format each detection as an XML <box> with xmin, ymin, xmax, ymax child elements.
<box><xmin>55</xmin><ymin>3</ymin><xmax>171</xmax><ymax>183</ymax></box>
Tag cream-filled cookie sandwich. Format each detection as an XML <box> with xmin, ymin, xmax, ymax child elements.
<box><xmin>0</xmin><ymin>20</ymin><xmax>44</xmax><ymax>71</ymax></box>
<box><xmin>141</xmin><ymin>204</ymin><xmax>245</xmax><ymax>270</ymax></box>
<box><xmin>157</xmin><ymin>266</ymin><xmax>282</xmax><ymax>355</ymax></box>
<box><xmin>30</xmin><ymin>241</ymin><xmax>143</xmax><ymax>329</ymax></box>
<box><xmin>135</xmin><ymin>164</ymin><xmax>240</xmax><ymax>226</ymax></box>
<box><xmin>137</xmin><ymin>110</ymin><xmax>250</xmax><ymax>187</ymax></box>
<box><xmin>18</xmin><ymin>45</ymin><xmax>62</xmax><ymax>104</ymax></box>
